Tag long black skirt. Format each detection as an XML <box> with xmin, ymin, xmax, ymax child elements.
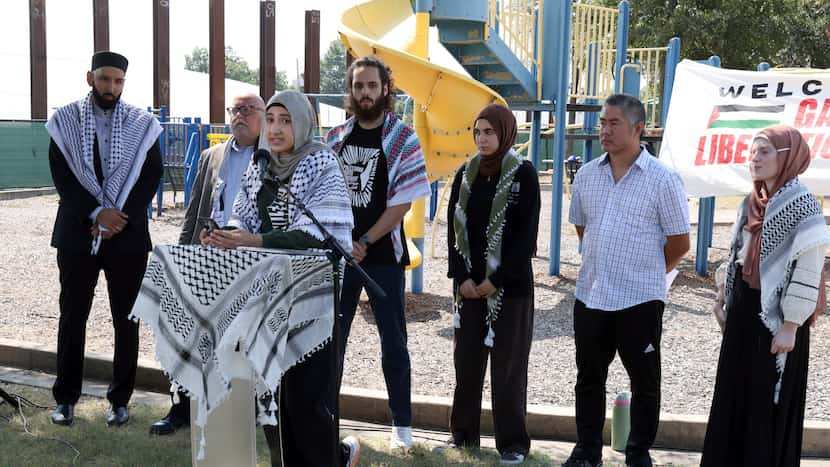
<box><xmin>701</xmin><ymin>275</ymin><xmax>810</xmax><ymax>467</ymax></box>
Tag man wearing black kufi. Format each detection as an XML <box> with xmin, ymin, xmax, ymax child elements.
<box><xmin>45</xmin><ymin>51</ymin><xmax>163</xmax><ymax>428</ymax></box>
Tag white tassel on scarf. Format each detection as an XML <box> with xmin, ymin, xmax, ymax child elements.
<box><xmin>170</xmin><ymin>383</ymin><xmax>180</xmax><ymax>404</ymax></box>
<box><xmin>484</xmin><ymin>326</ymin><xmax>495</xmax><ymax>347</ymax></box>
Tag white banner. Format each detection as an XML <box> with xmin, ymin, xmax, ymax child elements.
<box><xmin>658</xmin><ymin>60</ymin><xmax>830</xmax><ymax>197</ymax></box>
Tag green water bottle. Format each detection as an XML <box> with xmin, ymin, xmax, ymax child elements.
<box><xmin>611</xmin><ymin>391</ymin><xmax>631</xmax><ymax>452</ymax></box>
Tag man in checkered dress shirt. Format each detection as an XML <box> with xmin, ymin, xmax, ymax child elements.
<box><xmin>562</xmin><ymin>95</ymin><xmax>690</xmax><ymax>467</ymax></box>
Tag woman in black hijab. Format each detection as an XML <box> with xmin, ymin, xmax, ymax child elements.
<box><xmin>446</xmin><ymin>104</ymin><xmax>541</xmax><ymax>464</ymax></box>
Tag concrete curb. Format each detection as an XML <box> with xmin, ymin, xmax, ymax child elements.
<box><xmin>0</xmin><ymin>187</ymin><xmax>56</xmax><ymax>200</ymax></box>
<box><xmin>2</xmin><ymin>337</ymin><xmax>829</xmax><ymax>457</ymax></box>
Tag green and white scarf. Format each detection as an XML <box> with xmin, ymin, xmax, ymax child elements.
<box><xmin>453</xmin><ymin>149</ymin><xmax>522</xmax><ymax>347</ymax></box>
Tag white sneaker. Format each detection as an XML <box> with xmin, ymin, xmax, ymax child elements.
<box><xmin>342</xmin><ymin>435</ymin><xmax>360</xmax><ymax>467</ymax></box>
<box><xmin>389</xmin><ymin>425</ymin><xmax>413</xmax><ymax>450</ymax></box>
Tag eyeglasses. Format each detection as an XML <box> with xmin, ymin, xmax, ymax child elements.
<box><xmin>226</xmin><ymin>105</ymin><xmax>263</xmax><ymax>117</ymax></box>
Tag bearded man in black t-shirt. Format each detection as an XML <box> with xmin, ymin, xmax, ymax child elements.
<box><xmin>324</xmin><ymin>56</ymin><xmax>431</xmax><ymax>451</ymax></box>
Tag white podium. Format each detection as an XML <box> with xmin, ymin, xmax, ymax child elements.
<box><xmin>190</xmin><ymin>349</ymin><xmax>257</xmax><ymax>467</ymax></box>
<box><xmin>130</xmin><ymin>246</ymin><xmax>334</xmax><ymax>467</ymax></box>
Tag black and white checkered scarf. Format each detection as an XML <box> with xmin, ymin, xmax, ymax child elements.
<box><xmin>45</xmin><ymin>92</ymin><xmax>162</xmax><ymax>251</ymax></box>
<box><xmin>130</xmin><ymin>245</ymin><xmax>335</xmax><ymax>455</ymax></box>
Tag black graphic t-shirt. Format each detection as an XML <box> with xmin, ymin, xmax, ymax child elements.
<box><xmin>340</xmin><ymin>124</ymin><xmax>408</xmax><ymax>265</ymax></box>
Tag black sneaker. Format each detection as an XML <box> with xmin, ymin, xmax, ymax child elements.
<box><xmin>500</xmin><ymin>451</ymin><xmax>526</xmax><ymax>464</ymax></box>
<box><xmin>561</xmin><ymin>458</ymin><xmax>602</xmax><ymax>467</ymax></box>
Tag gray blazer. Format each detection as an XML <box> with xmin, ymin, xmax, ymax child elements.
<box><xmin>179</xmin><ymin>139</ymin><xmax>235</xmax><ymax>245</ymax></box>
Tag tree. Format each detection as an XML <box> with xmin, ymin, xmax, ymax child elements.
<box><xmin>592</xmin><ymin>0</ymin><xmax>827</xmax><ymax>69</ymax></box>
<box><xmin>320</xmin><ymin>39</ymin><xmax>347</xmax><ymax>93</ymax></box>
<box><xmin>184</xmin><ymin>46</ymin><xmax>257</xmax><ymax>84</ymax></box>
<box><xmin>774</xmin><ymin>0</ymin><xmax>830</xmax><ymax>68</ymax></box>
<box><xmin>185</xmin><ymin>46</ymin><xmax>295</xmax><ymax>89</ymax></box>
<box><xmin>275</xmin><ymin>70</ymin><xmax>290</xmax><ymax>91</ymax></box>
<box><xmin>184</xmin><ymin>46</ymin><xmax>209</xmax><ymax>73</ymax></box>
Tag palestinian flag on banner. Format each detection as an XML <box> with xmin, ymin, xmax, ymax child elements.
<box><xmin>707</xmin><ymin>104</ymin><xmax>784</xmax><ymax>129</ymax></box>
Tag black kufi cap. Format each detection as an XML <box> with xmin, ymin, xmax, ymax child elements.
<box><xmin>91</xmin><ymin>51</ymin><xmax>128</xmax><ymax>72</ymax></box>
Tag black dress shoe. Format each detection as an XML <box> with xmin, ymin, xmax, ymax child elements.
<box><xmin>149</xmin><ymin>414</ymin><xmax>189</xmax><ymax>435</ymax></box>
<box><xmin>106</xmin><ymin>405</ymin><xmax>129</xmax><ymax>426</ymax></box>
<box><xmin>50</xmin><ymin>404</ymin><xmax>74</xmax><ymax>426</ymax></box>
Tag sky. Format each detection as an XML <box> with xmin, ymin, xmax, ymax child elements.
<box><xmin>1</xmin><ymin>0</ymin><xmax>347</xmax><ymax>119</ymax></box>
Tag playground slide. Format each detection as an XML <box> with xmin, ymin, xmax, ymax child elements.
<box><xmin>339</xmin><ymin>0</ymin><xmax>507</xmax><ymax>269</ymax></box>
<box><xmin>339</xmin><ymin>0</ymin><xmax>506</xmax><ymax>181</ymax></box>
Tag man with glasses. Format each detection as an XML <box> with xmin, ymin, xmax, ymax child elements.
<box><xmin>148</xmin><ymin>92</ymin><xmax>265</xmax><ymax>435</ymax></box>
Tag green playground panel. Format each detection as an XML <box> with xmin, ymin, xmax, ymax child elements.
<box><xmin>0</xmin><ymin>121</ymin><xmax>52</xmax><ymax>189</ymax></box>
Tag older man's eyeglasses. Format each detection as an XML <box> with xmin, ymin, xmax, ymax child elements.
<box><xmin>226</xmin><ymin>105</ymin><xmax>263</xmax><ymax>117</ymax></box>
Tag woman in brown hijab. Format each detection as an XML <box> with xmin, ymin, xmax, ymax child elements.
<box><xmin>702</xmin><ymin>125</ymin><xmax>829</xmax><ymax>467</ymax></box>
<box><xmin>446</xmin><ymin>104</ymin><xmax>541</xmax><ymax>464</ymax></box>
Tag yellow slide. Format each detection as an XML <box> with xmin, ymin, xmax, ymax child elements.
<box><xmin>339</xmin><ymin>0</ymin><xmax>507</xmax><ymax>269</ymax></box>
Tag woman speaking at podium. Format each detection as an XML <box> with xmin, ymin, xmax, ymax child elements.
<box><xmin>202</xmin><ymin>89</ymin><xmax>359</xmax><ymax>467</ymax></box>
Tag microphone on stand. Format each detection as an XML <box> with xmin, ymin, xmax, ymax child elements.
<box><xmin>254</xmin><ymin>149</ymin><xmax>271</xmax><ymax>182</ymax></box>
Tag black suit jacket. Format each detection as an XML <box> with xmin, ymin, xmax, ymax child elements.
<box><xmin>48</xmin><ymin>138</ymin><xmax>164</xmax><ymax>254</ymax></box>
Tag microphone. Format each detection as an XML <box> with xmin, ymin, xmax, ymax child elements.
<box><xmin>254</xmin><ymin>149</ymin><xmax>271</xmax><ymax>181</ymax></box>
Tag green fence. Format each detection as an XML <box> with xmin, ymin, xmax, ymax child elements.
<box><xmin>0</xmin><ymin>120</ymin><xmax>52</xmax><ymax>189</ymax></box>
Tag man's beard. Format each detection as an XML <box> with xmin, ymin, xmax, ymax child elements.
<box><xmin>350</xmin><ymin>95</ymin><xmax>385</xmax><ymax>122</ymax></box>
<box><xmin>91</xmin><ymin>87</ymin><xmax>120</xmax><ymax>110</ymax></box>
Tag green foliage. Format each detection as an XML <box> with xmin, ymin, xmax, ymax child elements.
<box><xmin>275</xmin><ymin>70</ymin><xmax>290</xmax><ymax>91</ymax></box>
<box><xmin>774</xmin><ymin>0</ymin><xmax>830</xmax><ymax>68</ymax></box>
<box><xmin>593</xmin><ymin>0</ymin><xmax>829</xmax><ymax>69</ymax></box>
<box><xmin>184</xmin><ymin>46</ymin><xmax>294</xmax><ymax>88</ymax></box>
<box><xmin>320</xmin><ymin>39</ymin><xmax>347</xmax><ymax>94</ymax></box>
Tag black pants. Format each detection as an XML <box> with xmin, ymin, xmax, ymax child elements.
<box><xmin>166</xmin><ymin>390</ymin><xmax>191</xmax><ymax>420</ymax></box>
<box><xmin>450</xmin><ymin>296</ymin><xmax>534</xmax><ymax>456</ymax></box>
<box><xmin>263</xmin><ymin>340</ymin><xmax>340</xmax><ymax>467</ymax></box>
<box><xmin>52</xmin><ymin>249</ymin><xmax>147</xmax><ymax>406</ymax></box>
<box><xmin>571</xmin><ymin>299</ymin><xmax>664</xmax><ymax>465</ymax></box>
<box><xmin>701</xmin><ymin>275</ymin><xmax>810</xmax><ymax>467</ymax></box>
<box><xmin>338</xmin><ymin>264</ymin><xmax>411</xmax><ymax>426</ymax></box>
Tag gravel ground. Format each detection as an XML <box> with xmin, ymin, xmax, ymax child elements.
<box><xmin>1</xmin><ymin>191</ymin><xmax>828</xmax><ymax>421</ymax></box>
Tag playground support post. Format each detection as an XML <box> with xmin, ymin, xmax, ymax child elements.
<box><xmin>304</xmin><ymin>11</ymin><xmax>321</xmax><ymax>95</ymax></box>
<box><xmin>529</xmin><ymin>112</ymin><xmax>542</xmax><ymax>168</ymax></box>
<box><xmin>29</xmin><ymin>0</ymin><xmax>47</xmax><ymax>120</ymax></box>
<box><xmin>408</xmin><ymin>0</ymin><xmax>434</xmax><ymax>294</ymax></box>
<box><xmin>614</xmin><ymin>0</ymin><xmax>630</xmax><ymax>84</ymax></box>
<box><xmin>546</xmin><ymin>0</ymin><xmax>573</xmax><ymax>276</ymax></box>
<box><xmin>660</xmin><ymin>37</ymin><xmax>681</xmax><ymax>128</ymax></box>
<box><xmin>92</xmin><ymin>0</ymin><xmax>109</xmax><ymax>52</ymax></box>
<box><xmin>429</xmin><ymin>181</ymin><xmax>439</xmax><ymax>222</ymax></box>
<box><xmin>527</xmin><ymin>6</ymin><xmax>542</xmax><ymax>170</ymax></box>
<box><xmin>694</xmin><ymin>55</ymin><xmax>720</xmax><ymax>276</ymax></box>
<box><xmin>209</xmin><ymin>0</ymin><xmax>225</xmax><ymax>124</ymax></box>
<box><xmin>260</xmin><ymin>1</ymin><xmax>276</xmax><ymax>100</ymax></box>
<box><xmin>583</xmin><ymin>42</ymin><xmax>600</xmax><ymax>163</ymax></box>
<box><xmin>153</xmin><ymin>0</ymin><xmax>171</xmax><ymax>111</ymax></box>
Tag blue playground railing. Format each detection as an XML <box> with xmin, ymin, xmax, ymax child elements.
<box><xmin>146</xmin><ymin>105</ymin><xmax>231</xmax><ymax>217</ymax></box>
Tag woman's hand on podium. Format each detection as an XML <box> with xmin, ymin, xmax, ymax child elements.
<box><xmin>201</xmin><ymin>229</ymin><xmax>263</xmax><ymax>249</ymax></box>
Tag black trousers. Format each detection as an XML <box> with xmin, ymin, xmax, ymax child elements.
<box><xmin>701</xmin><ymin>275</ymin><xmax>810</xmax><ymax>467</ymax></box>
<box><xmin>571</xmin><ymin>299</ymin><xmax>664</xmax><ymax>465</ymax></box>
<box><xmin>52</xmin><ymin>249</ymin><xmax>147</xmax><ymax>406</ymax></box>
<box><xmin>263</xmin><ymin>340</ymin><xmax>341</xmax><ymax>467</ymax></box>
<box><xmin>450</xmin><ymin>295</ymin><xmax>534</xmax><ymax>455</ymax></box>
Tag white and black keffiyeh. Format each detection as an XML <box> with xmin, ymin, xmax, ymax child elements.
<box><xmin>723</xmin><ymin>178</ymin><xmax>830</xmax><ymax>402</ymax></box>
<box><xmin>45</xmin><ymin>92</ymin><xmax>162</xmax><ymax>252</ymax></box>
<box><xmin>452</xmin><ymin>150</ymin><xmax>522</xmax><ymax>347</ymax></box>
<box><xmin>229</xmin><ymin>150</ymin><xmax>354</xmax><ymax>253</ymax></box>
<box><xmin>130</xmin><ymin>245</ymin><xmax>335</xmax><ymax>435</ymax></box>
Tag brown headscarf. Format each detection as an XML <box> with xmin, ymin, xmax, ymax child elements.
<box><xmin>742</xmin><ymin>125</ymin><xmax>825</xmax><ymax>318</ymax></box>
<box><xmin>474</xmin><ymin>104</ymin><xmax>517</xmax><ymax>177</ymax></box>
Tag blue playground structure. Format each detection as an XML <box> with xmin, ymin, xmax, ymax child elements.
<box><xmin>149</xmin><ymin>0</ymin><xmax>688</xmax><ymax>280</ymax></box>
